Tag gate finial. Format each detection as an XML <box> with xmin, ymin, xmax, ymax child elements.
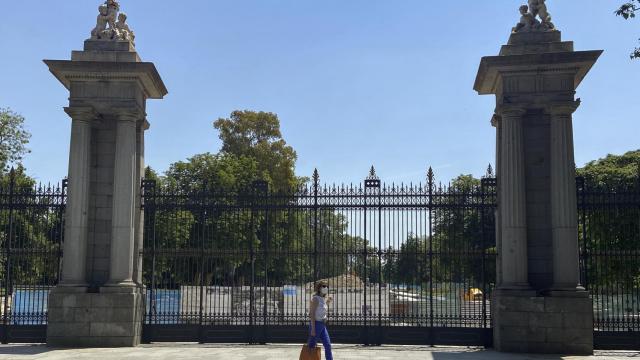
<box><xmin>367</xmin><ymin>166</ymin><xmax>379</xmax><ymax>180</ymax></box>
<box><xmin>485</xmin><ymin>164</ymin><xmax>494</xmax><ymax>178</ymax></box>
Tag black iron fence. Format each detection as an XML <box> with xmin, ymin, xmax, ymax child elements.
<box><xmin>0</xmin><ymin>169</ymin><xmax>66</xmax><ymax>343</ymax></box>
<box><xmin>0</xmin><ymin>164</ymin><xmax>636</xmax><ymax>349</ymax></box>
<box><xmin>141</xmin><ymin>167</ymin><xmax>497</xmax><ymax>345</ymax></box>
<box><xmin>578</xmin><ymin>174</ymin><xmax>640</xmax><ymax>349</ymax></box>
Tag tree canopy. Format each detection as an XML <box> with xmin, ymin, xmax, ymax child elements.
<box><xmin>576</xmin><ymin>149</ymin><xmax>640</xmax><ymax>188</ymax></box>
<box><xmin>615</xmin><ymin>1</ymin><xmax>640</xmax><ymax>59</ymax></box>
<box><xmin>0</xmin><ymin>108</ymin><xmax>31</xmax><ymax>172</ymax></box>
<box><xmin>213</xmin><ymin>111</ymin><xmax>299</xmax><ymax>193</ymax></box>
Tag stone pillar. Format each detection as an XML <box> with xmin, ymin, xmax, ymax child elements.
<box><xmin>59</xmin><ymin>107</ymin><xmax>94</xmax><ymax>287</ymax></box>
<box><xmin>549</xmin><ymin>102</ymin><xmax>582</xmax><ymax>291</ymax></box>
<box><xmin>498</xmin><ymin>107</ymin><xmax>530</xmax><ymax>289</ymax></box>
<box><xmin>491</xmin><ymin>114</ymin><xmax>503</xmax><ymax>286</ymax></box>
<box><xmin>475</xmin><ymin>22</ymin><xmax>601</xmax><ymax>355</ymax></box>
<box><xmin>134</xmin><ymin>121</ymin><xmax>147</xmax><ymax>285</ymax></box>
<box><xmin>107</xmin><ymin>110</ymin><xmax>140</xmax><ymax>287</ymax></box>
<box><xmin>45</xmin><ymin>15</ymin><xmax>166</xmax><ymax>345</ymax></box>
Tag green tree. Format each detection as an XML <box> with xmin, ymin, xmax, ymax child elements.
<box><xmin>144</xmin><ymin>154</ymin><xmax>263</xmax><ymax>287</ymax></box>
<box><xmin>576</xmin><ymin>150</ymin><xmax>640</xmax><ymax>188</ymax></box>
<box><xmin>615</xmin><ymin>1</ymin><xmax>640</xmax><ymax>59</ymax></box>
<box><xmin>0</xmin><ymin>166</ymin><xmax>63</xmax><ymax>293</ymax></box>
<box><xmin>0</xmin><ymin>108</ymin><xmax>31</xmax><ymax>171</ymax></box>
<box><xmin>576</xmin><ymin>150</ymin><xmax>640</xmax><ymax>291</ymax></box>
<box><xmin>391</xmin><ymin>234</ymin><xmax>430</xmax><ymax>286</ymax></box>
<box><xmin>214</xmin><ymin>111</ymin><xmax>300</xmax><ymax>193</ymax></box>
<box><xmin>431</xmin><ymin>175</ymin><xmax>493</xmax><ymax>287</ymax></box>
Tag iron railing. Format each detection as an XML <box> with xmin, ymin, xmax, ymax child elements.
<box><xmin>141</xmin><ymin>167</ymin><xmax>497</xmax><ymax>345</ymax></box>
<box><xmin>578</xmin><ymin>170</ymin><xmax>640</xmax><ymax>349</ymax></box>
<box><xmin>0</xmin><ymin>168</ymin><xmax>66</xmax><ymax>343</ymax></box>
<box><xmin>0</xmin><ymin>163</ymin><xmax>635</xmax><ymax>349</ymax></box>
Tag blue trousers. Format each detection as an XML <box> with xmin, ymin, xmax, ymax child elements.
<box><xmin>308</xmin><ymin>320</ymin><xmax>333</xmax><ymax>360</ymax></box>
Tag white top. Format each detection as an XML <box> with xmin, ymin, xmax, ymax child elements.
<box><xmin>313</xmin><ymin>295</ymin><xmax>328</xmax><ymax>321</ymax></box>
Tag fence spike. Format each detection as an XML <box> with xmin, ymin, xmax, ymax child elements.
<box><xmin>486</xmin><ymin>164</ymin><xmax>494</xmax><ymax>177</ymax></box>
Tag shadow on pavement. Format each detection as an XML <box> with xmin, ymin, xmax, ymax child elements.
<box><xmin>0</xmin><ymin>344</ymin><xmax>52</xmax><ymax>355</ymax></box>
<box><xmin>431</xmin><ymin>350</ymin><xmax>565</xmax><ymax>359</ymax></box>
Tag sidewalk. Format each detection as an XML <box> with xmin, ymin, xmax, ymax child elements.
<box><xmin>0</xmin><ymin>344</ymin><xmax>637</xmax><ymax>360</ymax></box>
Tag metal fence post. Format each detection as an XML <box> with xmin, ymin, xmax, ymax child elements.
<box><xmin>252</xmin><ymin>180</ymin><xmax>268</xmax><ymax>344</ymax></box>
<box><xmin>248</xmin><ymin>185</ymin><xmax>255</xmax><ymax>343</ymax></box>
<box><xmin>363</xmin><ymin>166</ymin><xmax>380</xmax><ymax>346</ymax></box>
<box><xmin>377</xmin><ymin>178</ymin><xmax>382</xmax><ymax>345</ymax></box>
<box><xmin>2</xmin><ymin>169</ymin><xmax>16</xmax><ymax>343</ymax></box>
<box><xmin>576</xmin><ymin>176</ymin><xmax>588</xmax><ymax>290</ymax></box>
<box><xmin>480</xmin><ymin>169</ymin><xmax>488</xmax><ymax>331</ymax></box>
<box><xmin>198</xmin><ymin>180</ymin><xmax>207</xmax><ymax>343</ymax></box>
<box><xmin>313</xmin><ymin>170</ymin><xmax>319</xmax><ymax>283</ymax></box>
<box><xmin>427</xmin><ymin>167</ymin><xmax>434</xmax><ymax>347</ymax></box>
<box><xmin>141</xmin><ymin>179</ymin><xmax>157</xmax><ymax>328</ymax></box>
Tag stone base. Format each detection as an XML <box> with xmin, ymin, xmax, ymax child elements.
<box><xmin>47</xmin><ymin>286</ymin><xmax>144</xmax><ymax>347</ymax></box>
<box><xmin>500</xmin><ymin>30</ymin><xmax>574</xmax><ymax>56</ymax></box>
<box><xmin>83</xmin><ymin>39</ymin><xmax>135</xmax><ymax>52</ymax></box>
<box><xmin>492</xmin><ymin>290</ymin><xmax>593</xmax><ymax>355</ymax></box>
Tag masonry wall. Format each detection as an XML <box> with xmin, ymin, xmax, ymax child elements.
<box><xmin>523</xmin><ymin>110</ymin><xmax>553</xmax><ymax>290</ymax></box>
<box><xmin>87</xmin><ymin>120</ymin><xmax>116</xmax><ymax>286</ymax></box>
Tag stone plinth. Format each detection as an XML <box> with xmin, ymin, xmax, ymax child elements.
<box><xmin>44</xmin><ymin>39</ymin><xmax>166</xmax><ymax>347</ymax></box>
<box><xmin>475</xmin><ymin>30</ymin><xmax>601</xmax><ymax>355</ymax></box>
<box><xmin>492</xmin><ymin>291</ymin><xmax>593</xmax><ymax>354</ymax></box>
<box><xmin>47</xmin><ymin>286</ymin><xmax>144</xmax><ymax>347</ymax></box>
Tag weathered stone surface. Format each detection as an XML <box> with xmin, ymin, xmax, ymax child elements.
<box><xmin>493</xmin><ymin>293</ymin><xmax>593</xmax><ymax>355</ymax></box>
<box><xmin>477</xmin><ymin>15</ymin><xmax>601</xmax><ymax>355</ymax></box>
<box><xmin>47</xmin><ymin>288</ymin><xmax>144</xmax><ymax>347</ymax></box>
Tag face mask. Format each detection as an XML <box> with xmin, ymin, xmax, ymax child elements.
<box><xmin>320</xmin><ymin>287</ymin><xmax>328</xmax><ymax>295</ymax></box>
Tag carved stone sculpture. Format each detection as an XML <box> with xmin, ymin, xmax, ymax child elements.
<box><xmin>105</xmin><ymin>0</ymin><xmax>120</xmax><ymax>33</ymax></box>
<box><xmin>89</xmin><ymin>0</ymin><xmax>135</xmax><ymax>44</ymax></box>
<box><xmin>90</xmin><ymin>4</ymin><xmax>109</xmax><ymax>40</ymax></box>
<box><xmin>116</xmin><ymin>13</ymin><xmax>135</xmax><ymax>44</ymax></box>
<box><xmin>513</xmin><ymin>0</ymin><xmax>555</xmax><ymax>33</ymax></box>
<box><xmin>529</xmin><ymin>0</ymin><xmax>555</xmax><ymax>30</ymax></box>
<box><xmin>512</xmin><ymin>5</ymin><xmax>539</xmax><ymax>33</ymax></box>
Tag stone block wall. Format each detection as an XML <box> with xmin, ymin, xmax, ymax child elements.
<box><xmin>47</xmin><ymin>288</ymin><xmax>144</xmax><ymax>347</ymax></box>
<box><xmin>493</xmin><ymin>293</ymin><xmax>593</xmax><ymax>354</ymax></box>
<box><xmin>87</xmin><ymin>121</ymin><xmax>117</xmax><ymax>286</ymax></box>
<box><xmin>522</xmin><ymin>110</ymin><xmax>553</xmax><ymax>289</ymax></box>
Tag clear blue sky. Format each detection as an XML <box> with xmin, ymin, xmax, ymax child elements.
<box><xmin>1</xmin><ymin>1</ymin><xmax>638</xmax><ymax>186</ymax></box>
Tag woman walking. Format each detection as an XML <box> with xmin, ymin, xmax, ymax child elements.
<box><xmin>308</xmin><ymin>280</ymin><xmax>333</xmax><ymax>360</ymax></box>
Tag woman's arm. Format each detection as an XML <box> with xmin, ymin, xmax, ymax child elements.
<box><xmin>309</xmin><ymin>296</ymin><xmax>318</xmax><ymax>336</ymax></box>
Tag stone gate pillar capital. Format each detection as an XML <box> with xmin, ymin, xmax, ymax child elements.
<box><xmin>499</xmin><ymin>105</ymin><xmax>528</xmax><ymax>117</ymax></box>
<box><xmin>549</xmin><ymin>101</ymin><xmax>580</xmax><ymax>116</ymax></box>
<box><xmin>111</xmin><ymin>108</ymin><xmax>144</xmax><ymax>123</ymax></box>
<box><xmin>64</xmin><ymin>106</ymin><xmax>98</xmax><ymax>121</ymax></box>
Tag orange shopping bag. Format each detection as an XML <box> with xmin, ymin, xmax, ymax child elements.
<box><xmin>299</xmin><ymin>344</ymin><xmax>321</xmax><ymax>360</ymax></box>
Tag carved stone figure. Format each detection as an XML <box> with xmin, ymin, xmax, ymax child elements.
<box><xmin>90</xmin><ymin>4</ymin><xmax>109</xmax><ymax>40</ymax></box>
<box><xmin>116</xmin><ymin>13</ymin><xmax>135</xmax><ymax>44</ymax></box>
<box><xmin>512</xmin><ymin>5</ymin><xmax>539</xmax><ymax>33</ymax></box>
<box><xmin>105</xmin><ymin>0</ymin><xmax>120</xmax><ymax>30</ymax></box>
<box><xmin>513</xmin><ymin>0</ymin><xmax>555</xmax><ymax>33</ymax></box>
<box><xmin>528</xmin><ymin>0</ymin><xmax>555</xmax><ymax>30</ymax></box>
<box><xmin>89</xmin><ymin>0</ymin><xmax>135</xmax><ymax>44</ymax></box>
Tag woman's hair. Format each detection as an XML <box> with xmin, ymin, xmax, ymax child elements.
<box><xmin>314</xmin><ymin>280</ymin><xmax>328</xmax><ymax>294</ymax></box>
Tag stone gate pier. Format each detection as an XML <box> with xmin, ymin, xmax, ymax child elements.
<box><xmin>44</xmin><ymin>1</ymin><xmax>167</xmax><ymax>347</ymax></box>
<box><xmin>474</xmin><ymin>4</ymin><xmax>602</xmax><ymax>355</ymax></box>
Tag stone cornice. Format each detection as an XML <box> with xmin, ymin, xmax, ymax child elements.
<box><xmin>548</xmin><ymin>100</ymin><xmax>581</xmax><ymax>116</ymax></box>
<box><xmin>474</xmin><ymin>50</ymin><xmax>603</xmax><ymax>95</ymax></box>
<box><xmin>64</xmin><ymin>106</ymin><xmax>99</xmax><ymax>121</ymax></box>
<box><xmin>44</xmin><ymin>60</ymin><xmax>168</xmax><ymax>99</ymax></box>
<box><xmin>498</xmin><ymin>104</ymin><xmax>528</xmax><ymax>117</ymax></box>
<box><xmin>112</xmin><ymin>107</ymin><xmax>144</xmax><ymax>122</ymax></box>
